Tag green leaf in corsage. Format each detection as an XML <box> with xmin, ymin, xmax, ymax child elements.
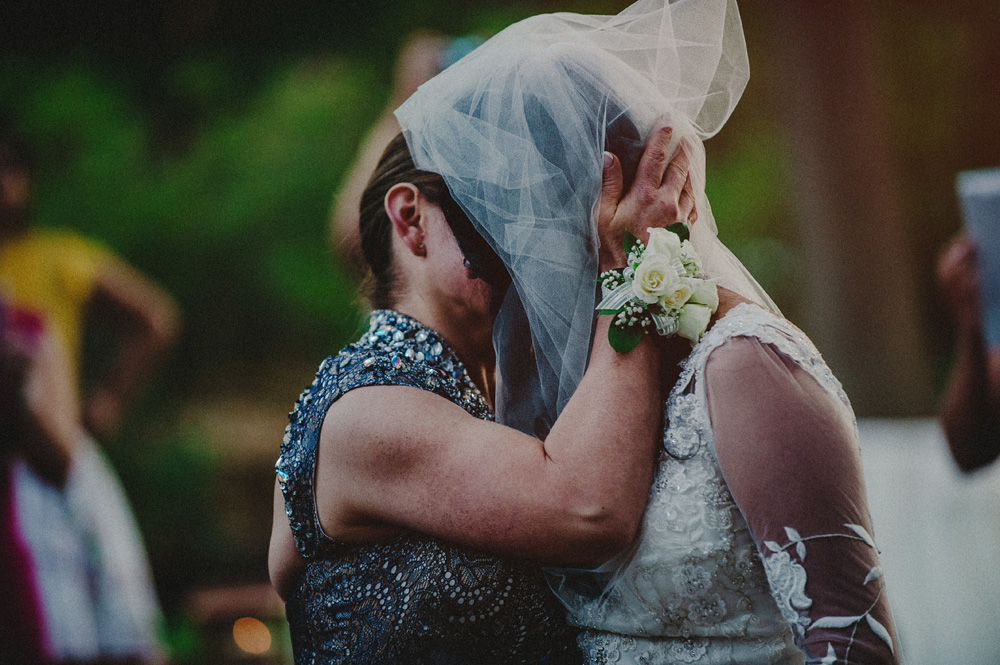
<box><xmin>623</xmin><ymin>228</ymin><xmax>639</xmax><ymax>256</ymax></box>
<box><xmin>608</xmin><ymin>321</ymin><xmax>643</xmax><ymax>353</ymax></box>
<box><xmin>666</xmin><ymin>222</ymin><xmax>689</xmax><ymax>242</ymax></box>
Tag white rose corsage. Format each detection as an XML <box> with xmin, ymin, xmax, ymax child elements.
<box><xmin>597</xmin><ymin>224</ymin><xmax>718</xmax><ymax>352</ymax></box>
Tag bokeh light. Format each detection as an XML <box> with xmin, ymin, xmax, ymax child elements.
<box><xmin>233</xmin><ymin>616</ymin><xmax>271</xmax><ymax>654</ymax></box>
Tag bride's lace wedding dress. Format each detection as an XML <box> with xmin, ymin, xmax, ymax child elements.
<box><xmin>549</xmin><ymin>304</ymin><xmax>899</xmax><ymax>665</ymax></box>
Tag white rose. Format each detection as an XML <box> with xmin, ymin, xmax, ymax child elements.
<box><xmin>689</xmin><ymin>280</ymin><xmax>719</xmax><ymax>312</ymax></box>
<box><xmin>631</xmin><ymin>254</ymin><xmax>676</xmax><ymax>304</ymax></box>
<box><xmin>646</xmin><ymin>227</ymin><xmax>683</xmax><ymax>259</ymax></box>
<box><xmin>678</xmin><ymin>239</ymin><xmax>708</xmax><ymax>277</ymax></box>
<box><xmin>677</xmin><ymin>303</ymin><xmax>713</xmax><ymax>344</ymax></box>
<box><xmin>659</xmin><ymin>279</ymin><xmax>694</xmax><ymax>309</ymax></box>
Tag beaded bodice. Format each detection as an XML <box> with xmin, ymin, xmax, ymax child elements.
<box><xmin>275</xmin><ymin>310</ymin><xmax>579</xmax><ymax>665</ymax></box>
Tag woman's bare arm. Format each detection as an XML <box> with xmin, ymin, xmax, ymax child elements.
<box><xmin>85</xmin><ymin>259</ymin><xmax>180</xmax><ymax>437</ymax></box>
<box><xmin>15</xmin><ymin>331</ymin><xmax>84</xmax><ymax>487</ymax></box>
<box><xmin>319</xmin><ymin>313</ymin><xmax>661</xmax><ymax>567</ymax></box>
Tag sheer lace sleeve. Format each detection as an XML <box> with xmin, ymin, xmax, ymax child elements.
<box><xmin>705</xmin><ymin>335</ymin><xmax>899</xmax><ymax>665</ymax></box>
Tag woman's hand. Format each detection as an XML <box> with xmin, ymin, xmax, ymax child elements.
<box><xmin>937</xmin><ymin>233</ymin><xmax>982</xmax><ymax>335</ymax></box>
<box><xmin>598</xmin><ymin>116</ymin><xmax>697</xmax><ymax>272</ymax></box>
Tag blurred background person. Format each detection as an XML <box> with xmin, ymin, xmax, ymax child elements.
<box><xmin>0</xmin><ymin>114</ymin><xmax>176</xmax><ymax>663</ymax></box>
<box><xmin>0</xmin><ymin>115</ymin><xmax>180</xmax><ymax>439</ymax></box>
<box><xmin>0</xmin><ymin>298</ymin><xmax>98</xmax><ymax>663</ymax></box>
<box><xmin>937</xmin><ymin>233</ymin><xmax>1000</xmax><ymax>471</ymax></box>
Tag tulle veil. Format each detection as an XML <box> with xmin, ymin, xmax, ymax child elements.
<box><xmin>396</xmin><ymin>0</ymin><xmax>775</xmax><ymax>445</ymax></box>
<box><xmin>395</xmin><ymin>0</ymin><xmax>777</xmax><ymax>614</ymax></box>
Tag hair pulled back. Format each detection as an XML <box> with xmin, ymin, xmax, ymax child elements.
<box><xmin>359</xmin><ymin>133</ymin><xmax>456</xmax><ymax>309</ymax></box>
<box><xmin>359</xmin><ymin>132</ymin><xmax>506</xmax><ymax>310</ymax></box>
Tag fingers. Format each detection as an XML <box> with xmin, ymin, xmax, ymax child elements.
<box><xmin>634</xmin><ymin>117</ymin><xmax>673</xmax><ymax>189</ymax></box>
<box><xmin>643</xmin><ymin>138</ymin><xmax>695</xmax><ymax>232</ymax></box>
<box><xmin>663</xmin><ymin>139</ymin><xmax>691</xmax><ymax>193</ymax></box>
<box><xmin>678</xmin><ymin>172</ymin><xmax>698</xmax><ymax>227</ymax></box>
<box><xmin>938</xmin><ymin>236</ymin><xmax>981</xmax><ymax>323</ymax></box>
<box><xmin>598</xmin><ymin>151</ymin><xmax>624</xmax><ymax>225</ymax></box>
<box><xmin>953</xmin><ymin>234</ymin><xmax>977</xmax><ymax>265</ymax></box>
<box><xmin>601</xmin><ymin>151</ymin><xmax>624</xmax><ymax>208</ymax></box>
<box><xmin>938</xmin><ymin>234</ymin><xmax>978</xmax><ymax>283</ymax></box>
<box><xmin>596</xmin><ymin>151</ymin><xmax>627</xmax><ymax>270</ymax></box>
<box><xmin>599</xmin><ymin>119</ymin><xmax>701</xmax><ymax>271</ymax></box>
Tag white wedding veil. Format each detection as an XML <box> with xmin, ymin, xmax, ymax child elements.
<box><xmin>395</xmin><ymin>0</ymin><xmax>776</xmax><ymax>438</ymax></box>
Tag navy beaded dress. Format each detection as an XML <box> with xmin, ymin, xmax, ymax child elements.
<box><xmin>275</xmin><ymin>310</ymin><xmax>580</xmax><ymax>665</ymax></box>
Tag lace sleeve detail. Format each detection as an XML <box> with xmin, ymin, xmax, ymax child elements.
<box><xmin>761</xmin><ymin>524</ymin><xmax>894</xmax><ymax>664</ymax></box>
<box><xmin>703</xmin><ymin>319</ymin><xmax>899</xmax><ymax>665</ymax></box>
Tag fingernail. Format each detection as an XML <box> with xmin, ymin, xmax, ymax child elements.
<box><xmin>603</xmin><ymin>151</ymin><xmax>613</xmax><ymax>168</ymax></box>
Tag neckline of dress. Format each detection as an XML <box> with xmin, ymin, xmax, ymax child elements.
<box><xmin>363</xmin><ymin>309</ymin><xmax>487</xmax><ymax>401</ymax></box>
<box><xmin>676</xmin><ymin>301</ymin><xmax>782</xmax><ymax>381</ymax></box>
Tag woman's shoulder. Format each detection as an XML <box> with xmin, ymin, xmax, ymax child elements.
<box><xmin>693</xmin><ymin>303</ymin><xmax>851</xmax><ymax>414</ymax></box>
<box><xmin>697</xmin><ymin>303</ymin><xmax>817</xmax><ymax>367</ymax></box>
<box><xmin>281</xmin><ymin>313</ymin><xmax>493</xmax><ymax>460</ymax></box>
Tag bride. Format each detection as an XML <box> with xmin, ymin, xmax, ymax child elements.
<box><xmin>394</xmin><ymin>0</ymin><xmax>899</xmax><ymax>663</ymax></box>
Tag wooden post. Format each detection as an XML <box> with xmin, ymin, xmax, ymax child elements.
<box><xmin>767</xmin><ymin>1</ymin><xmax>934</xmax><ymax>415</ymax></box>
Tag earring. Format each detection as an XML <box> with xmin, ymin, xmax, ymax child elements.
<box><xmin>416</xmin><ymin>242</ymin><xmax>425</xmax><ymax>250</ymax></box>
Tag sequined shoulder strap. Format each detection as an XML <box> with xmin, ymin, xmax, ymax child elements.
<box><xmin>275</xmin><ymin>340</ymin><xmax>490</xmax><ymax>559</ymax></box>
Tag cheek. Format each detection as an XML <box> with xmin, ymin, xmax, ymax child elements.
<box><xmin>446</xmin><ymin>263</ymin><xmax>493</xmax><ymax>314</ymax></box>
<box><xmin>449</xmin><ymin>264</ymin><xmax>492</xmax><ymax>305</ymax></box>
<box><xmin>468</xmin><ymin>274</ymin><xmax>493</xmax><ymax>306</ymax></box>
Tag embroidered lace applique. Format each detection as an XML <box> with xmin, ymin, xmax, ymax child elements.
<box><xmin>550</xmin><ymin>304</ymin><xmax>888</xmax><ymax>665</ymax></box>
<box><xmin>762</xmin><ymin>524</ymin><xmax>893</xmax><ymax>664</ymax></box>
<box><xmin>761</xmin><ymin>546</ymin><xmax>812</xmax><ymax>638</ymax></box>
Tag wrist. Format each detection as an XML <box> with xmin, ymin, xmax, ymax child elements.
<box><xmin>598</xmin><ymin>245</ymin><xmax>627</xmax><ymax>273</ymax></box>
<box><xmin>594</xmin><ymin>310</ymin><xmax>660</xmax><ymax>357</ymax></box>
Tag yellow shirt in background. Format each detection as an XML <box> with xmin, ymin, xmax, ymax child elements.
<box><xmin>0</xmin><ymin>229</ymin><xmax>114</xmax><ymax>387</ymax></box>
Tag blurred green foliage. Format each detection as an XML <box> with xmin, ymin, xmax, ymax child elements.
<box><xmin>706</xmin><ymin>126</ymin><xmax>798</xmax><ymax>315</ymax></box>
<box><xmin>0</xmin><ymin>55</ymin><xmax>378</xmax><ymax>378</ymax></box>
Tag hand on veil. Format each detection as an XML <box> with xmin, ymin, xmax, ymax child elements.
<box><xmin>597</xmin><ymin>116</ymin><xmax>697</xmax><ymax>272</ymax></box>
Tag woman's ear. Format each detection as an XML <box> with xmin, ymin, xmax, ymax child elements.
<box><xmin>385</xmin><ymin>183</ymin><xmax>427</xmax><ymax>256</ymax></box>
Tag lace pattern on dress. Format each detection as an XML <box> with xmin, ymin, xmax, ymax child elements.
<box><xmin>762</xmin><ymin>524</ymin><xmax>893</xmax><ymax>664</ymax></box>
<box><xmin>669</xmin><ymin>303</ymin><xmax>852</xmax><ymax>462</ymax></box>
<box><xmin>555</xmin><ymin>303</ymin><xmax>883</xmax><ymax>665</ymax></box>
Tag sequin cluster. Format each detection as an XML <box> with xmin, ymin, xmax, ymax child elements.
<box><xmin>355</xmin><ymin>309</ymin><xmax>492</xmax><ymax>417</ymax></box>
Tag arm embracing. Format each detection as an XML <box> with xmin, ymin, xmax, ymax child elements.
<box><xmin>321</xmin><ymin>314</ymin><xmax>662</xmax><ymax>567</ymax></box>
<box><xmin>707</xmin><ymin>337</ymin><xmax>899</xmax><ymax>665</ymax></box>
